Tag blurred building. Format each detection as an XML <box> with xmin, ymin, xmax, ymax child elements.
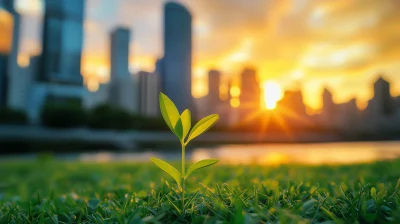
<box><xmin>0</xmin><ymin>0</ymin><xmax>21</xmax><ymax>109</ymax></box>
<box><xmin>155</xmin><ymin>58</ymin><xmax>164</xmax><ymax>90</ymax></box>
<box><xmin>138</xmin><ymin>71</ymin><xmax>160</xmax><ymax>117</ymax></box>
<box><xmin>83</xmin><ymin>83</ymin><xmax>109</xmax><ymax>109</ymax></box>
<box><xmin>276</xmin><ymin>90</ymin><xmax>309</xmax><ymax>128</ymax></box>
<box><xmin>239</xmin><ymin>68</ymin><xmax>261</xmax><ymax>112</ymax></box>
<box><xmin>319</xmin><ymin>88</ymin><xmax>337</xmax><ymax>128</ymax></box>
<box><xmin>364</xmin><ymin>76</ymin><xmax>398</xmax><ymax>132</ymax></box>
<box><xmin>110</xmin><ymin>27</ymin><xmax>131</xmax><ymax>81</ymax></box>
<box><xmin>38</xmin><ymin>0</ymin><xmax>84</xmax><ymax>83</ymax></box>
<box><xmin>335</xmin><ymin>98</ymin><xmax>360</xmax><ymax>134</ymax></box>
<box><xmin>0</xmin><ymin>54</ymin><xmax>7</xmax><ymax>106</ymax></box>
<box><xmin>163</xmin><ymin>2</ymin><xmax>193</xmax><ymax>112</ymax></box>
<box><xmin>207</xmin><ymin>69</ymin><xmax>221</xmax><ymax>108</ymax></box>
<box><xmin>108</xmin><ymin>27</ymin><xmax>138</xmax><ymax>113</ymax></box>
<box><xmin>28</xmin><ymin>0</ymin><xmax>87</xmax><ymax>122</ymax></box>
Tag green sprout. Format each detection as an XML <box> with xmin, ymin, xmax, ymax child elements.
<box><xmin>150</xmin><ymin>92</ymin><xmax>219</xmax><ymax>214</ymax></box>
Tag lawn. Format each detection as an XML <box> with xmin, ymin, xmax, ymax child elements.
<box><xmin>0</xmin><ymin>158</ymin><xmax>399</xmax><ymax>223</ymax></box>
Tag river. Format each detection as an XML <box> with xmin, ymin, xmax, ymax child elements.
<box><xmin>2</xmin><ymin>141</ymin><xmax>400</xmax><ymax>165</ymax></box>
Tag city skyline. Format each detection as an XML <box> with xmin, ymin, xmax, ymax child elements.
<box><xmin>4</xmin><ymin>0</ymin><xmax>400</xmax><ymax>110</ymax></box>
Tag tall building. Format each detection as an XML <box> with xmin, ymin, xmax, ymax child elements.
<box><xmin>138</xmin><ymin>71</ymin><xmax>160</xmax><ymax>117</ymax></box>
<box><xmin>373</xmin><ymin>76</ymin><xmax>395</xmax><ymax>115</ymax></box>
<box><xmin>0</xmin><ymin>0</ymin><xmax>22</xmax><ymax>109</ymax></box>
<box><xmin>239</xmin><ymin>68</ymin><xmax>261</xmax><ymax>110</ymax></box>
<box><xmin>322</xmin><ymin>88</ymin><xmax>335</xmax><ymax>114</ymax></box>
<box><xmin>110</xmin><ymin>27</ymin><xmax>130</xmax><ymax>81</ymax></box>
<box><xmin>208</xmin><ymin>69</ymin><xmax>221</xmax><ymax>106</ymax></box>
<box><xmin>27</xmin><ymin>0</ymin><xmax>87</xmax><ymax>122</ymax></box>
<box><xmin>0</xmin><ymin>54</ymin><xmax>7</xmax><ymax>106</ymax></box>
<box><xmin>83</xmin><ymin>83</ymin><xmax>109</xmax><ymax>109</ymax></box>
<box><xmin>163</xmin><ymin>2</ymin><xmax>193</xmax><ymax>111</ymax></box>
<box><xmin>39</xmin><ymin>0</ymin><xmax>84</xmax><ymax>84</ymax></box>
<box><xmin>107</xmin><ymin>27</ymin><xmax>138</xmax><ymax>113</ymax></box>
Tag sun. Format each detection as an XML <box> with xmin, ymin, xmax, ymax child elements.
<box><xmin>263</xmin><ymin>81</ymin><xmax>283</xmax><ymax>110</ymax></box>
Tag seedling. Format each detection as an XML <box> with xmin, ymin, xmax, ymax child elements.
<box><xmin>150</xmin><ymin>93</ymin><xmax>219</xmax><ymax>214</ymax></box>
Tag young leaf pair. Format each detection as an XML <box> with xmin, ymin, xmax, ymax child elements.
<box><xmin>158</xmin><ymin>92</ymin><xmax>219</xmax><ymax>146</ymax></box>
<box><xmin>151</xmin><ymin>93</ymin><xmax>219</xmax><ymax>186</ymax></box>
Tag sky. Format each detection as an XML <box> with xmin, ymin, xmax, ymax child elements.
<box><xmin>9</xmin><ymin>0</ymin><xmax>400</xmax><ymax>110</ymax></box>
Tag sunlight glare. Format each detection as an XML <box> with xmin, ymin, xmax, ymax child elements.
<box><xmin>263</xmin><ymin>81</ymin><xmax>283</xmax><ymax>110</ymax></box>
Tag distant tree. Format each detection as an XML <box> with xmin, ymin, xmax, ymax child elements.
<box><xmin>132</xmin><ymin>115</ymin><xmax>169</xmax><ymax>131</ymax></box>
<box><xmin>0</xmin><ymin>107</ymin><xmax>28</xmax><ymax>125</ymax></box>
<box><xmin>40</xmin><ymin>102</ymin><xmax>87</xmax><ymax>128</ymax></box>
<box><xmin>87</xmin><ymin>104</ymin><xmax>133</xmax><ymax>130</ymax></box>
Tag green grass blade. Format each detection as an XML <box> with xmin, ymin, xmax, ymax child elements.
<box><xmin>186</xmin><ymin>114</ymin><xmax>219</xmax><ymax>143</ymax></box>
<box><xmin>159</xmin><ymin>93</ymin><xmax>180</xmax><ymax>134</ymax></box>
<box><xmin>150</xmin><ymin>157</ymin><xmax>181</xmax><ymax>186</ymax></box>
<box><xmin>186</xmin><ymin>159</ymin><xmax>219</xmax><ymax>178</ymax></box>
<box><xmin>180</xmin><ymin>109</ymin><xmax>191</xmax><ymax>141</ymax></box>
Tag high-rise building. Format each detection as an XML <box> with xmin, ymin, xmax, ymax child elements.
<box><xmin>0</xmin><ymin>0</ymin><xmax>22</xmax><ymax>109</ymax></box>
<box><xmin>110</xmin><ymin>27</ymin><xmax>130</xmax><ymax>81</ymax></box>
<box><xmin>107</xmin><ymin>27</ymin><xmax>138</xmax><ymax>113</ymax></box>
<box><xmin>277</xmin><ymin>90</ymin><xmax>307</xmax><ymax>116</ymax></box>
<box><xmin>163</xmin><ymin>2</ymin><xmax>193</xmax><ymax>111</ymax></box>
<box><xmin>138</xmin><ymin>71</ymin><xmax>160</xmax><ymax>117</ymax></box>
<box><xmin>0</xmin><ymin>54</ymin><xmax>7</xmax><ymax>106</ymax></box>
<box><xmin>39</xmin><ymin>0</ymin><xmax>84</xmax><ymax>83</ymax></box>
<box><xmin>373</xmin><ymin>76</ymin><xmax>395</xmax><ymax>115</ymax></box>
<box><xmin>27</xmin><ymin>0</ymin><xmax>87</xmax><ymax>122</ymax></box>
<box><xmin>208</xmin><ymin>69</ymin><xmax>221</xmax><ymax>105</ymax></box>
<box><xmin>239</xmin><ymin>68</ymin><xmax>261</xmax><ymax>110</ymax></box>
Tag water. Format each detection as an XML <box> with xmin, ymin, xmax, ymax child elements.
<box><xmin>2</xmin><ymin>141</ymin><xmax>400</xmax><ymax>165</ymax></box>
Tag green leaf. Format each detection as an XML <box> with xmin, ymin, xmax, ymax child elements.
<box><xmin>174</xmin><ymin>118</ymin><xmax>183</xmax><ymax>140</ymax></box>
<box><xmin>159</xmin><ymin>93</ymin><xmax>180</xmax><ymax>135</ymax></box>
<box><xmin>186</xmin><ymin>114</ymin><xmax>219</xmax><ymax>143</ymax></box>
<box><xmin>150</xmin><ymin>157</ymin><xmax>181</xmax><ymax>186</ymax></box>
<box><xmin>180</xmin><ymin>109</ymin><xmax>191</xmax><ymax>140</ymax></box>
<box><xmin>186</xmin><ymin>159</ymin><xmax>219</xmax><ymax>178</ymax></box>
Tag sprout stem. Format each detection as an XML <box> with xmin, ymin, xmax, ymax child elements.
<box><xmin>181</xmin><ymin>143</ymin><xmax>185</xmax><ymax>213</ymax></box>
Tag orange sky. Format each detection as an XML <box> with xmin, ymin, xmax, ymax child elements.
<box><xmin>9</xmin><ymin>0</ymin><xmax>400</xmax><ymax>110</ymax></box>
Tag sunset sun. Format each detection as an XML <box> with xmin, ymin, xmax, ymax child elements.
<box><xmin>263</xmin><ymin>81</ymin><xmax>283</xmax><ymax>110</ymax></box>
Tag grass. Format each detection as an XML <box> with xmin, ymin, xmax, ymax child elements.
<box><xmin>0</xmin><ymin>158</ymin><xmax>399</xmax><ymax>223</ymax></box>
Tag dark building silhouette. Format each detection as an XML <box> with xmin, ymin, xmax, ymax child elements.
<box><xmin>322</xmin><ymin>87</ymin><xmax>335</xmax><ymax>115</ymax></box>
<box><xmin>0</xmin><ymin>0</ymin><xmax>20</xmax><ymax>108</ymax></box>
<box><xmin>239</xmin><ymin>68</ymin><xmax>261</xmax><ymax>110</ymax></box>
<box><xmin>163</xmin><ymin>2</ymin><xmax>193</xmax><ymax>111</ymax></box>
<box><xmin>208</xmin><ymin>69</ymin><xmax>221</xmax><ymax>106</ymax></box>
<box><xmin>0</xmin><ymin>54</ymin><xmax>7</xmax><ymax>106</ymax></box>
<box><xmin>277</xmin><ymin>90</ymin><xmax>307</xmax><ymax>116</ymax></box>
<box><xmin>373</xmin><ymin>76</ymin><xmax>396</xmax><ymax>115</ymax></box>
<box><xmin>39</xmin><ymin>0</ymin><xmax>85</xmax><ymax>84</ymax></box>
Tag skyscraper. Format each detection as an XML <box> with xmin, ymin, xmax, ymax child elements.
<box><xmin>107</xmin><ymin>27</ymin><xmax>138</xmax><ymax>113</ymax></box>
<box><xmin>27</xmin><ymin>0</ymin><xmax>87</xmax><ymax>122</ymax></box>
<box><xmin>0</xmin><ymin>0</ymin><xmax>22</xmax><ymax>109</ymax></box>
<box><xmin>208</xmin><ymin>69</ymin><xmax>221</xmax><ymax>104</ymax></box>
<box><xmin>373</xmin><ymin>76</ymin><xmax>395</xmax><ymax>115</ymax></box>
<box><xmin>239</xmin><ymin>68</ymin><xmax>261</xmax><ymax>110</ymax></box>
<box><xmin>110</xmin><ymin>27</ymin><xmax>130</xmax><ymax>81</ymax></box>
<box><xmin>138</xmin><ymin>71</ymin><xmax>160</xmax><ymax>117</ymax></box>
<box><xmin>0</xmin><ymin>3</ymin><xmax>14</xmax><ymax>107</ymax></box>
<box><xmin>163</xmin><ymin>2</ymin><xmax>193</xmax><ymax>111</ymax></box>
<box><xmin>322</xmin><ymin>88</ymin><xmax>335</xmax><ymax>115</ymax></box>
<box><xmin>39</xmin><ymin>0</ymin><xmax>85</xmax><ymax>84</ymax></box>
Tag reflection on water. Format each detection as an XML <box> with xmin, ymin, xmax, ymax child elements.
<box><xmin>2</xmin><ymin>142</ymin><xmax>400</xmax><ymax>165</ymax></box>
<box><xmin>192</xmin><ymin>142</ymin><xmax>400</xmax><ymax>165</ymax></box>
<box><xmin>75</xmin><ymin>141</ymin><xmax>400</xmax><ymax>165</ymax></box>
